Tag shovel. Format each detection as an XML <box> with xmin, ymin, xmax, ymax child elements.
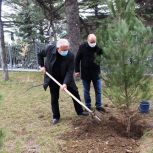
<box><xmin>45</xmin><ymin>71</ymin><xmax>101</xmax><ymax>121</ymax></box>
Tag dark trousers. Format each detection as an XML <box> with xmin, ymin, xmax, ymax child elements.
<box><xmin>49</xmin><ymin>82</ymin><xmax>83</xmax><ymax>119</ymax></box>
<box><xmin>82</xmin><ymin>79</ymin><xmax>102</xmax><ymax>108</ymax></box>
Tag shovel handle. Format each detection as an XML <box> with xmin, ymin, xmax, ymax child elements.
<box><xmin>45</xmin><ymin>72</ymin><xmax>93</xmax><ymax>113</ymax></box>
<box><xmin>39</xmin><ymin>67</ymin><xmax>101</xmax><ymax>121</ymax></box>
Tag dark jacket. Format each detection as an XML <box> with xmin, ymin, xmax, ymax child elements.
<box><xmin>37</xmin><ymin>44</ymin><xmax>77</xmax><ymax>90</ymax></box>
<box><xmin>75</xmin><ymin>42</ymin><xmax>103</xmax><ymax>81</ymax></box>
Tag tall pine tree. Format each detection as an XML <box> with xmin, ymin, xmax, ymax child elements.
<box><xmin>4</xmin><ymin>0</ymin><xmax>47</xmax><ymax>43</ymax></box>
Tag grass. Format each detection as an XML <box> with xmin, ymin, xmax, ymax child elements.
<box><xmin>143</xmin><ymin>131</ymin><xmax>153</xmax><ymax>138</ymax></box>
<box><xmin>0</xmin><ymin>72</ymin><xmax>81</xmax><ymax>153</ymax></box>
<box><xmin>0</xmin><ymin>72</ymin><xmax>153</xmax><ymax>153</ymax></box>
<box><xmin>148</xmin><ymin>149</ymin><xmax>153</xmax><ymax>153</ymax></box>
<box><xmin>0</xmin><ymin>90</ymin><xmax>3</xmax><ymax>149</ymax></box>
<box><xmin>0</xmin><ymin>130</ymin><xmax>4</xmax><ymax>149</ymax></box>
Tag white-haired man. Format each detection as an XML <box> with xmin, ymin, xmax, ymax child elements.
<box><xmin>38</xmin><ymin>39</ymin><xmax>88</xmax><ymax>125</ymax></box>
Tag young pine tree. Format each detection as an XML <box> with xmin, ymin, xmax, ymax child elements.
<box><xmin>97</xmin><ymin>0</ymin><xmax>153</xmax><ymax>135</ymax></box>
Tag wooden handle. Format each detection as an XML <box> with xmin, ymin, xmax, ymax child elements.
<box><xmin>45</xmin><ymin>72</ymin><xmax>92</xmax><ymax>113</ymax></box>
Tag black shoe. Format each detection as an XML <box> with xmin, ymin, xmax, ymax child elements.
<box><xmin>52</xmin><ymin>118</ymin><xmax>59</xmax><ymax>125</ymax></box>
<box><xmin>96</xmin><ymin>107</ymin><xmax>106</xmax><ymax>112</ymax></box>
<box><xmin>78</xmin><ymin>111</ymin><xmax>89</xmax><ymax>116</ymax></box>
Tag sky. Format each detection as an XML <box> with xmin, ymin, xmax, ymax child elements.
<box><xmin>1</xmin><ymin>1</ymin><xmax>109</xmax><ymax>44</ymax></box>
<box><xmin>2</xmin><ymin>2</ymin><xmax>15</xmax><ymax>44</ymax></box>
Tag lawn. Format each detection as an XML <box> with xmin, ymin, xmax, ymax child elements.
<box><xmin>0</xmin><ymin>72</ymin><xmax>78</xmax><ymax>153</ymax></box>
<box><xmin>0</xmin><ymin>72</ymin><xmax>153</xmax><ymax>153</ymax></box>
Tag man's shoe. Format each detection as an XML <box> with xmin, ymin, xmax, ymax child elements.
<box><xmin>52</xmin><ymin>118</ymin><xmax>59</xmax><ymax>125</ymax></box>
<box><xmin>96</xmin><ymin>107</ymin><xmax>106</xmax><ymax>112</ymax></box>
<box><xmin>78</xmin><ymin>111</ymin><xmax>89</xmax><ymax>116</ymax></box>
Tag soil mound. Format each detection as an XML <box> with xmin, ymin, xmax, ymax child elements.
<box><xmin>60</xmin><ymin>112</ymin><xmax>150</xmax><ymax>153</ymax></box>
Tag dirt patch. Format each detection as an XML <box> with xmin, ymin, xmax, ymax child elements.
<box><xmin>59</xmin><ymin>110</ymin><xmax>151</xmax><ymax>153</ymax></box>
<box><xmin>12</xmin><ymin>128</ymin><xmax>28</xmax><ymax>136</ymax></box>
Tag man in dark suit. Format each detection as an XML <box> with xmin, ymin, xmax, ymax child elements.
<box><xmin>38</xmin><ymin>39</ymin><xmax>88</xmax><ymax>125</ymax></box>
<box><xmin>75</xmin><ymin>34</ymin><xmax>105</xmax><ymax>112</ymax></box>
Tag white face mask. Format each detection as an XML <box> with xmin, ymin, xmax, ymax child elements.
<box><xmin>88</xmin><ymin>42</ymin><xmax>96</xmax><ymax>48</ymax></box>
<box><xmin>58</xmin><ymin>50</ymin><xmax>68</xmax><ymax>56</ymax></box>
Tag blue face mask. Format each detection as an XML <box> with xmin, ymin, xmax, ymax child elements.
<box><xmin>58</xmin><ymin>50</ymin><xmax>68</xmax><ymax>56</ymax></box>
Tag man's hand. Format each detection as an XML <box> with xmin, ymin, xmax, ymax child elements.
<box><xmin>39</xmin><ymin>66</ymin><xmax>46</xmax><ymax>74</ymax></box>
<box><xmin>60</xmin><ymin>84</ymin><xmax>67</xmax><ymax>91</ymax></box>
<box><xmin>75</xmin><ymin>72</ymin><xmax>80</xmax><ymax>77</ymax></box>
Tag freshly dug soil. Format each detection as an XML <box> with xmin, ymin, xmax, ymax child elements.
<box><xmin>60</xmin><ymin>110</ymin><xmax>150</xmax><ymax>153</ymax></box>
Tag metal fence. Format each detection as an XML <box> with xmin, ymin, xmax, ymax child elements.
<box><xmin>0</xmin><ymin>42</ymin><xmax>44</xmax><ymax>71</ymax></box>
<box><xmin>0</xmin><ymin>43</ymin><xmax>153</xmax><ymax>74</ymax></box>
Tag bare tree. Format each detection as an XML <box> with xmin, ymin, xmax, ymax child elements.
<box><xmin>65</xmin><ymin>0</ymin><xmax>81</xmax><ymax>56</ymax></box>
<box><xmin>0</xmin><ymin>0</ymin><xmax>9</xmax><ymax>80</ymax></box>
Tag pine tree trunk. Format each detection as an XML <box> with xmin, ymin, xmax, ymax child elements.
<box><xmin>0</xmin><ymin>0</ymin><xmax>9</xmax><ymax>81</ymax></box>
<box><xmin>126</xmin><ymin>115</ymin><xmax>131</xmax><ymax>137</ymax></box>
<box><xmin>65</xmin><ymin>0</ymin><xmax>81</xmax><ymax>56</ymax></box>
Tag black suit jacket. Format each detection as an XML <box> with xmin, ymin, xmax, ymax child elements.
<box><xmin>75</xmin><ymin>42</ymin><xmax>103</xmax><ymax>81</ymax></box>
<box><xmin>37</xmin><ymin>44</ymin><xmax>77</xmax><ymax>90</ymax></box>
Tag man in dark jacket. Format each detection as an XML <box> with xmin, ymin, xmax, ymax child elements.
<box><xmin>38</xmin><ymin>39</ymin><xmax>88</xmax><ymax>125</ymax></box>
<box><xmin>75</xmin><ymin>34</ymin><xmax>105</xmax><ymax>112</ymax></box>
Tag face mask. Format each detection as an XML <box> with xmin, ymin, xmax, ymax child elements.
<box><xmin>88</xmin><ymin>42</ymin><xmax>96</xmax><ymax>48</ymax></box>
<box><xmin>58</xmin><ymin>50</ymin><xmax>68</xmax><ymax>56</ymax></box>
